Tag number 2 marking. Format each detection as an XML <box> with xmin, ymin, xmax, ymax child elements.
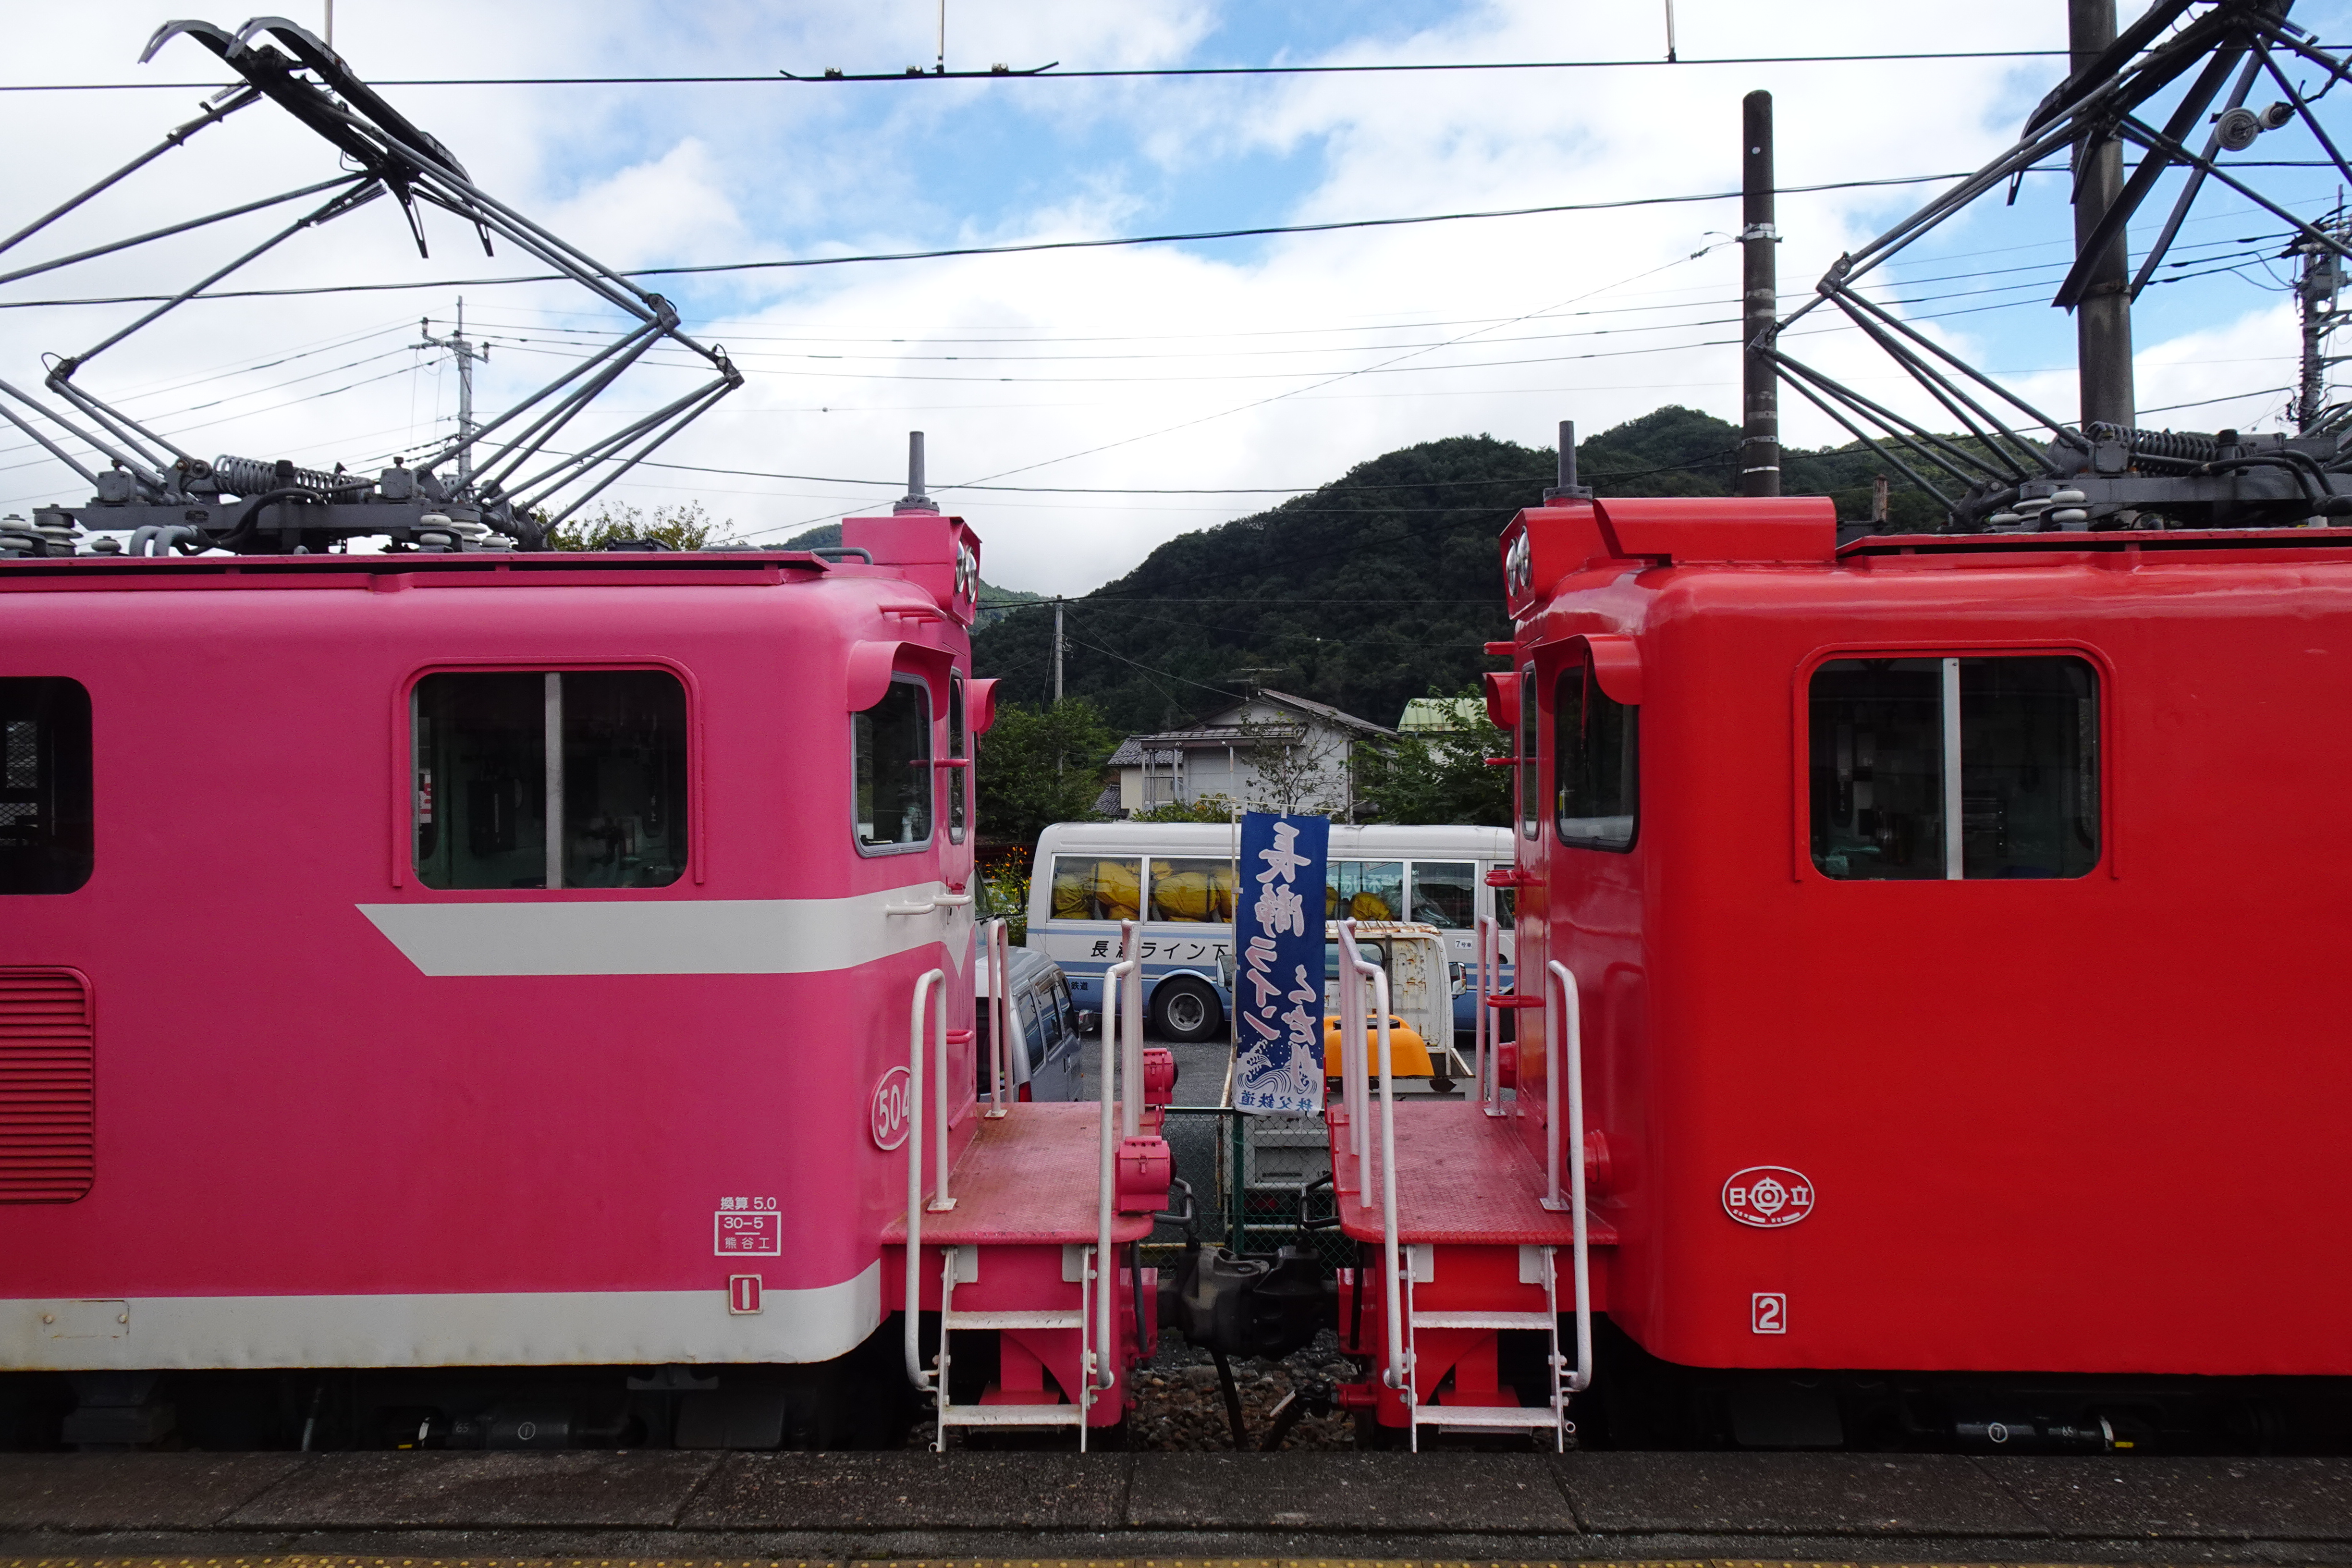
<box><xmin>1752</xmin><ymin>1291</ymin><xmax>1786</xmax><ymax>1334</ymax></box>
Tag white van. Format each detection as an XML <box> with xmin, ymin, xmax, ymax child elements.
<box><xmin>1026</xmin><ymin>821</ymin><xmax>1517</xmax><ymax>1042</ymax></box>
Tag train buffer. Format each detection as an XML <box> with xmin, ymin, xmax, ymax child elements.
<box><xmin>1326</xmin><ymin>920</ymin><xmax>1615</xmax><ymax>1449</ymax></box>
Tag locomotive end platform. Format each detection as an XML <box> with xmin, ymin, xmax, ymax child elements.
<box><xmin>3</xmin><ymin>1449</ymin><xmax>2351</xmax><ymax>1562</ymax></box>
<box><xmin>1328</xmin><ymin>1102</ymin><xmax>1616</xmax><ymax>1247</ymax></box>
<box><xmin>882</xmin><ymin>1104</ymin><xmax>1153</xmax><ymax>1247</ymax></box>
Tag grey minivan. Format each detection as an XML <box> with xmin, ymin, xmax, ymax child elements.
<box><xmin>976</xmin><ymin>945</ymin><xmax>1092</xmax><ymax>1103</ymax></box>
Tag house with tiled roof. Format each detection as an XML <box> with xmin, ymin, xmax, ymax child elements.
<box><xmin>1101</xmin><ymin>688</ymin><xmax>1393</xmax><ymax>820</ymax></box>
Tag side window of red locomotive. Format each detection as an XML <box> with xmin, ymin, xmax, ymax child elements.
<box><xmin>1554</xmin><ymin>664</ymin><xmax>1637</xmax><ymax>852</ymax></box>
<box><xmin>947</xmin><ymin>670</ymin><xmax>968</xmax><ymax>845</ymax></box>
<box><xmin>855</xmin><ymin>674</ymin><xmax>934</xmax><ymax>852</ymax></box>
<box><xmin>1809</xmin><ymin>655</ymin><xmax>2099</xmax><ymax>880</ymax></box>
<box><xmin>1517</xmin><ymin>667</ymin><xmax>1539</xmax><ymax>840</ymax></box>
<box><xmin>412</xmin><ymin>670</ymin><xmax>688</xmax><ymax>890</ymax></box>
<box><xmin>0</xmin><ymin>678</ymin><xmax>93</xmax><ymax>895</ymax></box>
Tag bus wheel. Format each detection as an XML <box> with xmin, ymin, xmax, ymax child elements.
<box><xmin>1150</xmin><ymin>976</ymin><xmax>1222</xmax><ymax>1044</ymax></box>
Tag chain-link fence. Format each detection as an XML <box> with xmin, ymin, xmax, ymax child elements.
<box><xmin>1143</xmin><ymin>1106</ymin><xmax>1352</xmax><ymax>1274</ymax></box>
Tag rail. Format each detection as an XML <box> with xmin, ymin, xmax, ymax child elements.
<box><xmin>901</xmin><ymin>965</ymin><xmax>950</xmax><ymax>1391</ymax></box>
<box><xmin>1337</xmin><ymin>920</ymin><xmax>1407</xmax><ymax>1394</ymax></box>
<box><xmin>1094</xmin><ymin>919</ymin><xmax>1141</xmax><ymax>1392</ymax></box>
<box><xmin>1544</xmin><ymin>958</ymin><xmax>1592</xmax><ymax>1393</ymax></box>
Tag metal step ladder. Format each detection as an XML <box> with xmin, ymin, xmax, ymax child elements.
<box><xmin>1403</xmin><ymin>1244</ymin><xmax>1572</xmax><ymax>1449</ymax></box>
<box><xmin>928</xmin><ymin>1244</ymin><xmax>1093</xmax><ymax>1450</ymax></box>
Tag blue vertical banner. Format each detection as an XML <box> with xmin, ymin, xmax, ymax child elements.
<box><xmin>1232</xmin><ymin>811</ymin><xmax>1331</xmax><ymax>1117</ymax></box>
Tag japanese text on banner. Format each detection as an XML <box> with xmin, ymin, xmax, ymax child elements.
<box><xmin>1232</xmin><ymin>811</ymin><xmax>1329</xmax><ymax>1117</ymax></box>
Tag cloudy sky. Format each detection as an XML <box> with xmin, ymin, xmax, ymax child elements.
<box><xmin>6</xmin><ymin>1</ymin><xmax>2348</xmax><ymax>592</ymax></box>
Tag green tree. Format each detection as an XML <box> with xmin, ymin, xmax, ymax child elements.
<box><xmin>976</xmin><ymin>698</ymin><xmax>1121</xmax><ymax>849</ymax></box>
<box><xmin>1132</xmin><ymin>793</ymin><xmax>1234</xmax><ymax>823</ymax></box>
<box><xmin>550</xmin><ymin>499</ymin><xmax>733</xmax><ymax>551</ymax></box>
<box><xmin>1353</xmin><ymin>686</ymin><xmax>1511</xmax><ymax>826</ymax></box>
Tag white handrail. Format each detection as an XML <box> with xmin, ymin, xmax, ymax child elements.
<box><xmin>1094</xmin><ymin>919</ymin><xmax>1138</xmax><ymax>1391</ymax></box>
<box><xmin>1120</xmin><ymin>916</ymin><xmax>1144</xmax><ymax>1139</ymax></box>
<box><xmin>1339</xmin><ymin>929</ymin><xmax>1370</xmax><ymax>1205</ymax></box>
<box><xmin>903</xmin><ymin>966</ymin><xmax>948</xmax><ymax>1391</ymax></box>
<box><xmin>885</xmin><ymin>885</ymin><xmax>975</xmax><ymax>917</ymax></box>
<box><xmin>985</xmin><ymin>919</ymin><xmax>1011</xmax><ymax>1116</ymax></box>
<box><xmin>1338</xmin><ymin>921</ymin><xmax>1407</xmax><ymax>1394</ymax></box>
<box><xmin>1544</xmin><ymin>958</ymin><xmax>1592</xmax><ymax>1392</ymax></box>
<box><xmin>1473</xmin><ymin>914</ymin><xmax>1494</xmax><ymax>1108</ymax></box>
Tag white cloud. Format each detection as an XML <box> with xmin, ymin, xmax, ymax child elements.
<box><xmin>0</xmin><ymin>0</ymin><xmax>2326</xmax><ymax>595</ymax></box>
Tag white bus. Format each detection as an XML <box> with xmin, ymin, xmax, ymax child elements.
<box><xmin>1025</xmin><ymin>821</ymin><xmax>1517</xmax><ymax>1043</ymax></box>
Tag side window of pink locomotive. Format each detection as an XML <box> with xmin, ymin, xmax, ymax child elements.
<box><xmin>0</xmin><ymin>678</ymin><xmax>93</xmax><ymax>895</ymax></box>
<box><xmin>1809</xmin><ymin>654</ymin><xmax>2099</xmax><ymax>880</ymax></box>
<box><xmin>854</xmin><ymin>674</ymin><xmax>934</xmax><ymax>852</ymax></box>
<box><xmin>947</xmin><ymin>670</ymin><xmax>968</xmax><ymax>845</ymax></box>
<box><xmin>412</xmin><ymin>670</ymin><xmax>688</xmax><ymax>890</ymax></box>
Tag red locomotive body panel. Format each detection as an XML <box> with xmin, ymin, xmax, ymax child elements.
<box><xmin>0</xmin><ymin>527</ymin><xmax>994</xmax><ymax>1374</ymax></box>
<box><xmin>1502</xmin><ymin>498</ymin><xmax>2352</xmax><ymax>1380</ymax></box>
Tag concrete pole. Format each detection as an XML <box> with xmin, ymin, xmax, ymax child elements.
<box><xmin>2070</xmin><ymin>0</ymin><xmax>2135</xmax><ymax>429</ymax></box>
<box><xmin>1053</xmin><ymin>597</ymin><xmax>1064</xmax><ymax>703</ymax></box>
<box><xmin>1740</xmin><ymin>90</ymin><xmax>1780</xmax><ymax>496</ymax></box>
<box><xmin>419</xmin><ymin>299</ymin><xmax>487</xmax><ymax>491</ymax></box>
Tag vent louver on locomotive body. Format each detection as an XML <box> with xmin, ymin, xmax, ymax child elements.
<box><xmin>0</xmin><ymin>968</ymin><xmax>94</xmax><ymax>1204</ymax></box>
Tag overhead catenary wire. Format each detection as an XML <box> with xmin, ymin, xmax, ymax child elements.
<box><xmin>0</xmin><ymin>171</ymin><xmax>2056</xmax><ymax>310</ymax></box>
<box><xmin>0</xmin><ymin>49</ymin><xmax>2074</xmax><ymax>93</ymax></box>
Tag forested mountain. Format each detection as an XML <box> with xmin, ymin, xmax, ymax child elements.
<box><xmin>969</xmin><ymin>406</ymin><xmax>1933</xmax><ymax>735</ymax></box>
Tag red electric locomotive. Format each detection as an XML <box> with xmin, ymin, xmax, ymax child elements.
<box><xmin>1317</xmin><ymin>475</ymin><xmax>2352</xmax><ymax>1451</ymax></box>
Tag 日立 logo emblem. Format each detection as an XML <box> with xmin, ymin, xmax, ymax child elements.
<box><xmin>1723</xmin><ymin>1165</ymin><xmax>1814</xmax><ymax>1227</ymax></box>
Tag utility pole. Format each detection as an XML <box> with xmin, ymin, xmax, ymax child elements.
<box><xmin>1053</xmin><ymin>597</ymin><xmax>1064</xmax><ymax>702</ymax></box>
<box><xmin>1740</xmin><ymin>90</ymin><xmax>1780</xmax><ymax>496</ymax></box>
<box><xmin>418</xmin><ymin>299</ymin><xmax>488</xmax><ymax>492</ymax></box>
<box><xmin>2297</xmin><ymin>211</ymin><xmax>2347</xmax><ymax>431</ymax></box>
<box><xmin>2070</xmin><ymin>0</ymin><xmax>2136</xmax><ymax>428</ymax></box>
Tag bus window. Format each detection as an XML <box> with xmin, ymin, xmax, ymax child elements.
<box><xmin>1150</xmin><ymin>858</ymin><xmax>1235</xmax><ymax>922</ymax></box>
<box><xmin>1409</xmin><ymin>861</ymin><xmax>1476</xmax><ymax>927</ymax></box>
<box><xmin>1493</xmin><ymin>881</ymin><xmax>1515</xmax><ymax>930</ymax></box>
<box><xmin>855</xmin><ymin>674</ymin><xmax>932</xmax><ymax>851</ymax></box>
<box><xmin>1809</xmin><ymin>654</ymin><xmax>2097</xmax><ymax>880</ymax></box>
<box><xmin>1052</xmin><ymin>856</ymin><xmax>1141</xmax><ymax>920</ymax></box>
<box><xmin>1327</xmin><ymin>859</ymin><xmax>1403</xmax><ymax>921</ymax></box>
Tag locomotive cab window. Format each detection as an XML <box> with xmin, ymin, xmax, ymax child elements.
<box><xmin>1810</xmin><ymin>654</ymin><xmax>2099</xmax><ymax>880</ymax></box>
<box><xmin>856</xmin><ymin>674</ymin><xmax>933</xmax><ymax>851</ymax></box>
<box><xmin>1555</xmin><ymin>664</ymin><xmax>1637</xmax><ymax>852</ymax></box>
<box><xmin>946</xmin><ymin>670</ymin><xmax>968</xmax><ymax>845</ymax></box>
<box><xmin>0</xmin><ymin>678</ymin><xmax>93</xmax><ymax>895</ymax></box>
<box><xmin>1517</xmin><ymin>667</ymin><xmax>1540</xmax><ymax>840</ymax></box>
<box><xmin>413</xmin><ymin>670</ymin><xmax>688</xmax><ymax>890</ymax></box>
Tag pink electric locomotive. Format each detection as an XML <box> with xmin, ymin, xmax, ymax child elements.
<box><xmin>0</xmin><ymin>486</ymin><xmax>1163</xmax><ymax>1449</ymax></box>
<box><xmin>1319</xmin><ymin>478</ymin><xmax>2352</xmax><ymax>1451</ymax></box>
